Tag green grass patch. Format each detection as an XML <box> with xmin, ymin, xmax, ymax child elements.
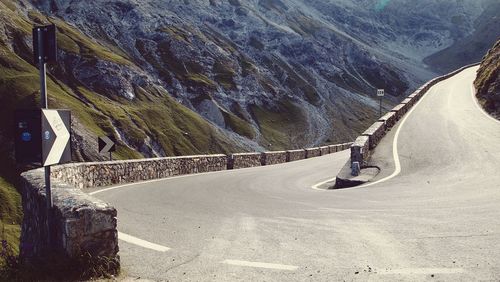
<box><xmin>0</xmin><ymin>0</ymin><xmax>16</xmax><ymax>12</ymax></box>
<box><xmin>160</xmin><ymin>26</ymin><xmax>191</xmax><ymax>43</ymax></box>
<box><xmin>186</xmin><ymin>73</ymin><xmax>217</xmax><ymax>89</ymax></box>
<box><xmin>213</xmin><ymin>60</ymin><xmax>237</xmax><ymax>90</ymax></box>
<box><xmin>262</xmin><ymin>55</ymin><xmax>320</xmax><ymax>104</ymax></box>
<box><xmin>221</xmin><ymin>111</ymin><xmax>255</xmax><ymax>139</ymax></box>
<box><xmin>0</xmin><ymin>176</ymin><xmax>21</xmax><ymax>259</ymax></box>
<box><xmin>0</xmin><ymin>177</ymin><xmax>22</xmax><ymax>275</ymax></box>
<box><xmin>250</xmin><ymin>100</ymin><xmax>306</xmax><ymax>150</ymax></box>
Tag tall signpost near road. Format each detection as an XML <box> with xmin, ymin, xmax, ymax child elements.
<box><xmin>34</xmin><ymin>24</ymin><xmax>60</xmax><ymax>247</ymax></box>
<box><xmin>15</xmin><ymin>24</ymin><xmax>72</xmax><ymax>249</ymax></box>
<box><xmin>377</xmin><ymin>89</ymin><xmax>385</xmax><ymax>118</ymax></box>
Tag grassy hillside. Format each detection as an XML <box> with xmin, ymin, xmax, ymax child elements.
<box><xmin>474</xmin><ymin>40</ymin><xmax>500</xmax><ymax>119</ymax></box>
<box><xmin>0</xmin><ymin>0</ymin><xmax>243</xmax><ymax>258</ymax></box>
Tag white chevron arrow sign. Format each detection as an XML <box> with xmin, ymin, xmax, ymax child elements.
<box><xmin>98</xmin><ymin>136</ymin><xmax>116</xmax><ymax>155</ymax></box>
<box><xmin>42</xmin><ymin>109</ymin><xmax>71</xmax><ymax>166</ymax></box>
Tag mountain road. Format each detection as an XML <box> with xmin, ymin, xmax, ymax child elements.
<box><xmin>91</xmin><ymin>66</ymin><xmax>500</xmax><ymax>281</ymax></box>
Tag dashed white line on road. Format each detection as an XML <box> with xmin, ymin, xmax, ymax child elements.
<box><xmin>221</xmin><ymin>259</ymin><xmax>299</xmax><ymax>271</ymax></box>
<box><xmin>118</xmin><ymin>232</ymin><xmax>170</xmax><ymax>252</ymax></box>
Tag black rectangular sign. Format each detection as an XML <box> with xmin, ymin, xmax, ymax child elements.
<box><xmin>33</xmin><ymin>24</ymin><xmax>57</xmax><ymax>65</ymax></box>
<box><xmin>15</xmin><ymin>110</ymin><xmax>42</xmax><ymax>165</ymax></box>
<box><xmin>14</xmin><ymin>109</ymin><xmax>72</xmax><ymax>166</ymax></box>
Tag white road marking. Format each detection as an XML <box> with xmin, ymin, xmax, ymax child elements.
<box><xmin>310</xmin><ymin>79</ymin><xmax>433</xmax><ymax>190</ymax></box>
<box><xmin>353</xmin><ymin>93</ymin><xmax>422</xmax><ymax>188</ymax></box>
<box><xmin>311</xmin><ymin>177</ymin><xmax>335</xmax><ymax>190</ymax></box>
<box><xmin>118</xmin><ymin>232</ymin><xmax>170</xmax><ymax>252</ymax></box>
<box><xmin>311</xmin><ymin>67</ymin><xmax>486</xmax><ymax>190</ymax></box>
<box><xmin>221</xmin><ymin>259</ymin><xmax>299</xmax><ymax>271</ymax></box>
<box><xmin>470</xmin><ymin>83</ymin><xmax>500</xmax><ymax>125</ymax></box>
<box><xmin>378</xmin><ymin>267</ymin><xmax>465</xmax><ymax>275</ymax></box>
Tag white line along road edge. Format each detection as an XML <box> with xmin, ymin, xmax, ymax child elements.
<box><xmin>221</xmin><ymin>259</ymin><xmax>299</xmax><ymax>271</ymax></box>
<box><xmin>118</xmin><ymin>232</ymin><xmax>170</xmax><ymax>252</ymax></box>
<box><xmin>311</xmin><ymin>70</ymin><xmax>446</xmax><ymax>190</ymax></box>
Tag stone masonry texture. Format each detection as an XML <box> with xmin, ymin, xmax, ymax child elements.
<box><xmin>20</xmin><ymin>169</ymin><xmax>119</xmax><ymax>273</ymax></box>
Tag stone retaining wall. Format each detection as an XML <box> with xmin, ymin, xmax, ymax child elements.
<box><xmin>286</xmin><ymin>149</ymin><xmax>306</xmax><ymax>162</ymax></box>
<box><xmin>350</xmin><ymin>136</ymin><xmax>370</xmax><ymax>166</ymax></box>
<box><xmin>262</xmin><ymin>151</ymin><xmax>287</xmax><ymax>165</ymax></box>
<box><xmin>228</xmin><ymin>153</ymin><xmax>262</xmax><ymax>169</ymax></box>
<box><xmin>305</xmin><ymin>147</ymin><xmax>321</xmax><ymax>158</ymax></box>
<box><xmin>408</xmin><ymin>91</ymin><xmax>419</xmax><ymax>99</ymax></box>
<box><xmin>391</xmin><ymin>104</ymin><xmax>407</xmax><ymax>120</ymax></box>
<box><xmin>53</xmin><ymin>155</ymin><xmax>228</xmax><ymax>189</ymax></box>
<box><xmin>20</xmin><ymin>169</ymin><xmax>118</xmax><ymax>273</ymax></box>
<box><xmin>379</xmin><ymin>112</ymin><xmax>397</xmax><ymax>131</ymax></box>
<box><xmin>320</xmin><ymin>146</ymin><xmax>330</xmax><ymax>155</ymax></box>
<box><xmin>362</xmin><ymin>121</ymin><xmax>386</xmax><ymax>149</ymax></box>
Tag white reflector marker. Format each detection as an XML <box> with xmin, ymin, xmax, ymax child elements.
<box><xmin>118</xmin><ymin>232</ymin><xmax>170</xmax><ymax>252</ymax></box>
<box><xmin>222</xmin><ymin>259</ymin><xmax>299</xmax><ymax>271</ymax></box>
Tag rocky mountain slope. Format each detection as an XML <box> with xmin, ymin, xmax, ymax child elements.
<box><xmin>424</xmin><ymin>1</ymin><xmax>500</xmax><ymax>73</ymax></box>
<box><xmin>1</xmin><ymin>0</ymin><xmax>498</xmax><ymax>254</ymax></box>
<box><xmin>28</xmin><ymin>0</ymin><xmax>499</xmax><ymax>155</ymax></box>
<box><xmin>475</xmin><ymin>40</ymin><xmax>500</xmax><ymax>119</ymax></box>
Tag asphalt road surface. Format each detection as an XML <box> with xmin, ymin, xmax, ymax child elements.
<box><xmin>92</xmin><ymin>66</ymin><xmax>500</xmax><ymax>281</ymax></box>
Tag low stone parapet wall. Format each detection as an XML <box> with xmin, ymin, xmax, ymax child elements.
<box><xmin>286</xmin><ymin>149</ymin><xmax>306</xmax><ymax>162</ymax></box>
<box><xmin>379</xmin><ymin>111</ymin><xmax>397</xmax><ymax>131</ymax></box>
<box><xmin>408</xmin><ymin>91</ymin><xmax>419</xmax><ymax>99</ymax></box>
<box><xmin>20</xmin><ymin>169</ymin><xmax>119</xmax><ymax>273</ymax></box>
<box><xmin>344</xmin><ymin>143</ymin><xmax>354</xmax><ymax>150</ymax></box>
<box><xmin>391</xmin><ymin>103</ymin><xmax>407</xmax><ymax>120</ymax></box>
<box><xmin>362</xmin><ymin>121</ymin><xmax>386</xmax><ymax>149</ymax></box>
<box><xmin>52</xmin><ymin>154</ymin><xmax>228</xmax><ymax>189</ymax></box>
<box><xmin>319</xmin><ymin>146</ymin><xmax>329</xmax><ymax>155</ymax></box>
<box><xmin>305</xmin><ymin>147</ymin><xmax>321</xmax><ymax>158</ymax></box>
<box><xmin>350</xmin><ymin>136</ymin><xmax>370</xmax><ymax>166</ymax></box>
<box><xmin>262</xmin><ymin>151</ymin><xmax>287</xmax><ymax>165</ymax></box>
<box><xmin>401</xmin><ymin>97</ymin><xmax>415</xmax><ymax>108</ymax></box>
<box><xmin>228</xmin><ymin>153</ymin><xmax>262</xmax><ymax>169</ymax></box>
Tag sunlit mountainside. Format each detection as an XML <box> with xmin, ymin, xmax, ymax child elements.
<box><xmin>0</xmin><ymin>1</ymin><xmax>498</xmax><ymax>247</ymax></box>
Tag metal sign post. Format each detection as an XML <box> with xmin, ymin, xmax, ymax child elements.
<box><xmin>377</xmin><ymin>89</ymin><xmax>385</xmax><ymax>118</ymax></box>
<box><xmin>34</xmin><ymin>24</ymin><xmax>57</xmax><ymax>247</ymax></box>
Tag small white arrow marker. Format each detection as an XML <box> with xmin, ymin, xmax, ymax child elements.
<box><xmin>99</xmin><ymin>136</ymin><xmax>115</xmax><ymax>154</ymax></box>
